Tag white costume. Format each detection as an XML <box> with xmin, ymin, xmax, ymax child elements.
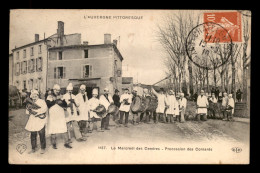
<box><xmin>166</xmin><ymin>95</ymin><xmax>177</xmax><ymax>116</ymax></box>
<box><xmin>99</xmin><ymin>94</ymin><xmax>113</xmax><ymax>111</ymax></box>
<box><xmin>46</xmin><ymin>86</ymin><xmax>68</xmax><ymax>134</ymax></box>
<box><xmin>119</xmin><ymin>93</ymin><xmax>132</xmax><ymax>112</ymax></box>
<box><xmin>63</xmin><ymin>92</ymin><xmax>80</xmax><ymax>122</ymax></box>
<box><xmin>88</xmin><ymin>97</ymin><xmax>101</xmax><ymax>119</ymax></box>
<box><xmin>152</xmin><ymin>88</ymin><xmax>168</xmax><ymax>114</ymax></box>
<box><xmin>209</xmin><ymin>97</ymin><xmax>218</xmax><ymax>103</ymax></box>
<box><xmin>227</xmin><ymin>97</ymin><xmax>235</xmax><ymax>114</ymax></box>
<box><xmin>197</xmin><ymin>95</ymin><xmax>209</xmax><ymax>114</ymax></box>
<box><xmin>25</xmin><ymin>98</ymin><xmax>47</xmax><ymax>132</ymax></box>
<box><xmin>76</xmin><ymin>92</ymin><xmax>89</xmax><ymax>121</ymax></box>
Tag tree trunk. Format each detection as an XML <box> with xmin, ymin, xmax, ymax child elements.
<box><xmin>188</xmin><ymin>60</ymin><xmax>193</xmax><ymax>95</ymax></box>
<box><xmin>206</xmin><ymin>69</ymin><xmax>209</xmax><ymax>93</ymax></box>
<box><xmin>231</xmin><ymin>55</ymin><xmax>236</xmax><ymax>101</ymax></box>
<box><xmin>213</xmin><ymin>68</ymin><xmax>217</xmax><ymax>88</ymax></box>
<box><xmin>225</xmin><ymin>64</ymin><xmax>229</xmax><ymax>93</ymax></box>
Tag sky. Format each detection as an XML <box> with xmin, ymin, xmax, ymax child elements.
<box><xmin>9</xmin><ymin>9</ymin><xmax>173</xmax><ymax>85</ymax></box>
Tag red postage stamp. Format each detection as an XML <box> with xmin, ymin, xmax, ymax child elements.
<box><xmin>204</xmin><ymin>11</ymin><xmax>242</xmax><ymax>43</ymax></box>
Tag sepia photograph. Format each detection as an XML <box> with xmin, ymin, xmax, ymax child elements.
<box><xmin>8</xmin><ymin>9</ymin><xmax>251</xmax><ymax>164</ymax></box>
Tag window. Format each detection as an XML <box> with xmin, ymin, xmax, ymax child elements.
<box><xmin>58</xmin><ymin>51</ymin><xmax>62</xmax><ymax>60</ymax></box>
<box><xmin>15</xmin><ymin>62</ymin><xmax>20</xmax><ymax>76</ymax></box>
<box><xmin>23</xmin><ymin>80</ymin><xmax>26</xmax><ymax>89</ymax></box>
<box><xmin>83</xmin><ymin>65</ymin><xmax>92</xmax><ymax>78</ymax></box>
<box><xmin>23</xmin><ymin>49</ymin><xmax>26</xmax><ymax>58</ymax></box>
<box><xmin>28</xmin><ymin>59</ymin><xmax>35</xmax><ymax>73</ymax></box>
<box><xmin>30</xmin><ymin>47</ymin><xmax>34</xmax><ymax>56</ymax></box>
<box><xmin>117</xmin><ymin>70</ymin><xmax>121</xmax><ymax>77</ymax></box>
<box><xmin>16</xmin><ymin>81</ymin><xmax>20</xmax><ymax>88</ymax></box>
<box><xmin>36</xmin><ymin>57</ymin><xmax>42</xmax><ymax>71</ymax></box>
<box><xmin>16</xmin><ymin>51</ymin><xmax>19</xmax><ymax>60</ymax></box>
<box><xmin>21</xmin><ymin>61</ymin><xmax>27</xmax><ymax>74</ymax></box>
<box><xmin>84</xmin><ymin>50</ymin><xmax>88</xmax><ymax>58</ymax></box>
<box><xmin>28</xmin><ymin>79</ymin><xmax>33</xmax><ymax>91</ymax></box>
<box><xmin>38</xmin><ymin>45</ymin><xmax>42</xmax><ymax>54</ymax></box>
<box><xmin>54</xmin><ymin>66</ymin><xmax>66</xmax><ymax>79</ymax></box>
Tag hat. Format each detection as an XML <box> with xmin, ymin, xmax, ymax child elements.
<box><xmin>80</xmin><ymin>84</ymin><xmax>86</xmax><ymax>90</ymax></box>
<box><xmin>124</xmin><ymin>88</ymin><xmax>129</xmax><ymax>91</ymax></box>
<box><xmin>53</xmin><ymin>84</ymin><xmax>61</xmax><ymax>90</ymax></box>
<box><xmin>229</xmin><ymin>94</ymin><xmax>232</xmax><ymax>97</ymax></box>
<box><xmin>143</xmin><ymin>88</ymin><xmax>148</xmax><ymax>93</ymax></box>
<box><xmin>180</xmin><ymin>93</ymin><xmax>184</xmax><ymax>96</ymax></box>
<box><xmin>30</xmin><ymin>89</ymin><xmax>39</xmax><ymax>98</ymax></box>
<box><xmin>104</xmin><ymin>88</ymin><xmax>109</xmax><ymax>92</ymax></box>
<box><xmin>92</xmin><ymin>88</ymin><xmax>98</xmax><ymax>95</ymax></box>
<box><xmin>200</xmin><ymin>90</ymin><xmax>205</xmax><ymax>93</ymax></box>
<box><xmin>66</xmin><ymin>83</ymin><xmax>73</xmax><ymax>91</ymax></box>
<box><xmin>133</xmin><ymin>87</ymin><xmax>138</xmax><ymax>91</ymax></box>
<box><xmin>115</xmin><ymin>89</ymin><xmax>119</xmax><ymax>93</ymax></box>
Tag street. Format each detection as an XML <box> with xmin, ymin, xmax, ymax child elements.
<box><xmin>8</xmin><ymin>106</ymin><xmax>249</xmax><ymax>164</ymax></box>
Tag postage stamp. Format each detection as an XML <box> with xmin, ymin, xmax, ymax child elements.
<box><xmin>204</xmin><ymin>11</ymin><xmax>242</xmax><ymax>42</ymax></box>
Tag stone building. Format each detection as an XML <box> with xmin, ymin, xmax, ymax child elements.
<box><xmin>47</xmin><ymin>33</ymin><xmax>123</xmax><ymax>98</ymax></box>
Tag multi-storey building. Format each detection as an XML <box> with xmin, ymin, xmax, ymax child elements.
<box><xmin>48</xmin><ymin>33</ymin><xmax>123</xmax><ymax>98</ymax></box>
<box><xmin>11</xmin><ymin>21</ymin><xmax>124</xmax><ymax>98</ymax></box>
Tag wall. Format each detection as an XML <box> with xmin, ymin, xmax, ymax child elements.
<box><xmin>9</xmin><ymin>54</ymin><xmax>13</xmax><ymax>85</ymax></box>
<box><xmin>12</xmin><ymin>42</ymin><xmax>48</xmax><ymax>94</ymax></box>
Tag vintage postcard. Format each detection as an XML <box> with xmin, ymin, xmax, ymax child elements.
<box><xmin>9</xmin><ymin>9</ymin><xmax>251</xmax><ymax>164</ymax></box>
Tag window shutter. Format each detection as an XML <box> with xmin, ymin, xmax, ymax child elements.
<box><xmin>54</xmin><ymin>67</ymin><xmax>57</xmax><ymax>79</ymax></box>
<box><xmin>36</xmin><ymin>58</ymin><xmax>38</xmax><ymax>71</ymax></box>
<box><xmin>25</xmin><ymin>61</ymin><xmax>27</xmax><ymax>73</ymax></box>
<box><xmin>32</xmin><ymin>59</ymin><xmax>35</xmax><ymax>72</ymax></box>
<box><xmin>89</xmin><ymin>65</ymin><xmax>92</xmax><ymax>77</ymax></box>
<box><xmin>40</xmin><ymin>57</ymin><xmax>42</xmax><ymax>71</ymax></box>
<box><xmin>63</xmin><ymin>67</ymin><xmax>66</xmax><ymax>79</ymax></box>
<box><xmin>28</xmin><ymin>60</ymin><xmax>30</xmax><ymax>73</ymax></box>
<box><xmin>83</xmin><ymin>65</ymin><xmax>86</xmax><ymax>78</ymax></box>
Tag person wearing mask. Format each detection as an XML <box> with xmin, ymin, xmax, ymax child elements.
<box><xmin>225</xmin><ymin>94</ymin><xmax>235</xmax><ymax>121</ymax></box>
<box><xmin>166</xmin><ymin>90</ymin><xmax>176</xmax><ymax>123</ymax></box>
<box><xmin>76</xmin><ymin>84</ymin><xmax>89</xmax><ymax>136</ymax></box>
<box><xmin>99</xmin><ymin>87</ymin><xmax>114</xmax><ymax>130</ymax></box>
<box><xmin>46</xmin><ymin>84</ymin><xmax>72</xmax><ymax>149</ymax></box>
<box><xmin>221</xmin><ymin>92</ymin><xmax>229</xmax><ymax>120</ymax></box>
<box><xmin>25</xmin><ymin>89</ymin><xmax>47</xmax><ymax>154</ymax></box>
<box><xmin>196</xmin><ymin>90</ymin><xmax>209</xmax><ymax>121</ymax></box>
<box><xmin>179</xmin><ymin>93</ymin><xmax>187</xmax><ymax>122</ymax></box>
<box><xmin>63</xmin><ymin>83</ymin><xmax>86</xmax><ymax>142</ymax></box>
<box><xmin>151</xmin><ymin>87</ymin><xmax>169</xmax><ymax>124</ymax></box>
<box><xmin>119</xmin><ymin>88</ymin><xmax>132</xmax><ymax>127</ymax></box>
<box><xmin>88</xmin><ymin>88</ymin><xmax>103</xmax><ymax>132</ymax></box>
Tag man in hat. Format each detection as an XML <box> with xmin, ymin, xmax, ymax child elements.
<box><xmin>166</xmin><ymin>90</ymin><xmax>177</xmax><ymax>123</ymax></box>
<box><xmin>46</xmin><ymin>84</ymin><xmax>72</xmax><ymax>149</ymax></box>
<box><xmin>179</xmin><ymin>93</ymin><xmax>187</xmax><ymax>122</ymax></box>
<box><xmin>196</xmin><ymin>90</ymin><xmax>209</xmax><ymax>121</ymax></box>
<box><xmin>99</xmin><ymin>87</ymin><xmax>114</xmax><ymax>130</ymax></box>
<box><xmin>88</xmin><ymin>88</ymin><xmax>103</xmax><ymax>132</ymax></box>
<box><xmin>25</xmin><ymin>89</ymin><xmax>47</xmax><ymax>154</ymax></box>
<box><xmin>119</xmin><ymin>88</ymin><xmax>132</xmax><ymax>127</ymax></box>
<box><xmin>63</xmin><ymin>83</ymin><xmax>86</xmax><ymax>142</ymax></box>
<box><xmin>221</xmin><ymin>92</ymin><xmax>229</xmax><ymax>120</ymax></box>
<box><xmin>76</xmin><ymin>84</ymin><xmax>89</xmax><ymax>136</ymax></box>
<box><xmin>151</xmin><ymin>87</ymin><xmax>169</xmax><ymax>123</ymax></box>
<box><xmin>224</xmin><ymin>94</ymin><xmax>235</xmax><ymax>121</ymax></box>
<box><xmin>113</xmin><ymin>89</ymin><xmax>120</xmax><ymax>121</ymax></box>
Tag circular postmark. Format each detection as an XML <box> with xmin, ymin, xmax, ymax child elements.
<box><xmin>185</xmin><ymin>22</ymin><xmax>233</xmax><ymax>70</ymax></box>
<box><xmin>237</xmin><ymin>10</ymin><xmax>251</xmax><ymax>17</ymax></box>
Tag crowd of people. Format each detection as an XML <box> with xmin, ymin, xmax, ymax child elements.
<box><xmin>23</xmin><ymin>83</ymin><xmax>236</xmax><ymax>155</ymax></box>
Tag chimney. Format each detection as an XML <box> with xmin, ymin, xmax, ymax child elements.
<box><xmin>104</xmin><ymin>34</ymin><xmax>111</xmax><ymax>44</ymax></box>
<box><xmin>57</xmin><ymin>21</ymin><xmax>64</xmax><ymax>45</ymax></box>
<box><xmin>113</xmin><ymin>39</ymin><xmax>117</xmax><ymax>46</ymax></box>
<box><xmin>35</xmin><ymin>34</ymin><xmax>39</xmax><ymax>42</ymax></box>
<box><xmin>83</xmin><ymin>41</ymin><xmax>89</xmax><ymax>45</ymax></box>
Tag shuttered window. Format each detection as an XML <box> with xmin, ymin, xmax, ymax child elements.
<box><xmin>36</xmin><ymin>57</ymin><xmax>42</xmax><ymax>71</ymax></box>
<box><xmin>28</xmin><ymin>59</ymin><xmax>35</xmax><ymax>73</ymax></box>
<box><xmin>21</xmin><ymin>61</ymin><xmax>27</xmax><ymax>74</ymax></box>
<box><xmin>15</xmin><ymin>62</ymin><xmax>20</xmax><ymax>76</ymax></box>
<box><xmin>54</xmin><ymin>66</ymin><xmax>66</xmax><ymax>79</ymax></box>
<box><xmin>82</xmin><ymin>65</ymin><xmax>92</xmax><ymax>78</ymax></box>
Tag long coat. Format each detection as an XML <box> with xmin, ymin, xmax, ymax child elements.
<box><xmin>166</xmin><ymin>95</ymin><xmax>177</xmax><ymax>116</ymax></box>
<box><xmin>25</xmin><ymin>99</ymin><xmax>47</xmax><ymax>132</ymax></box>
<box><xmin>152</xmin><ymin>91</ymin><xmax>168</xmax><ymax>114</ymax></box>
<box><xmin>227</xmin><ymin>98</ymin><xmax>235</xmax><ymax>114</ymax></box>
<box><xmin>63</xmin><ymin>93</ymin><xmax>80</xmax><ymax>122</ymax></box>
<box><xmin>46</xmin><ymin>94</ymin><xmax>68</xmax><ymax>134</ymax></box>
<box><xmin>197</xmin><ymin>95</ymin><xmax>208</xmax><ymax>114</ymax></box>
<box><xmin>75</xmin><ymin>92</ymin><xmax>89</xmax><ymax>121</ymax></box>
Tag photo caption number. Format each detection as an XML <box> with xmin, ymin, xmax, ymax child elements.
<box><xmin>98</xmin><ymin>146</ymin><xmax>106</xmax><ymax>150</ymax></box>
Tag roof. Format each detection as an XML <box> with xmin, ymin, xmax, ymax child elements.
<box><xmin>48</xmin><ymin>43</ymin><xmax>124</xmax><ymax>61</ymax></box>
<box><xmin>69</xmin><ymin>78</ymin><xmax>101</xmax><ymax>81</ymax></box>
<box><xmin>11</xmin><ymin>33</ymin><xmax>81</xmax><ymax>52</ymax></box>
<box><xmin>122</xmin><ymin>77</ymin><xmax>133</xmax><ymax>84</ymax></box>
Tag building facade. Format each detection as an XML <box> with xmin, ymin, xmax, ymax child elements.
<box><xmin>9</xmin><ymin>53</ymin><xmax>13</xmax><ymax>85</ymax></box>
<box><xmin>47</xmin><ymin>34</ymin><xmax>123</xmax><ymax>98</ymax></box>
